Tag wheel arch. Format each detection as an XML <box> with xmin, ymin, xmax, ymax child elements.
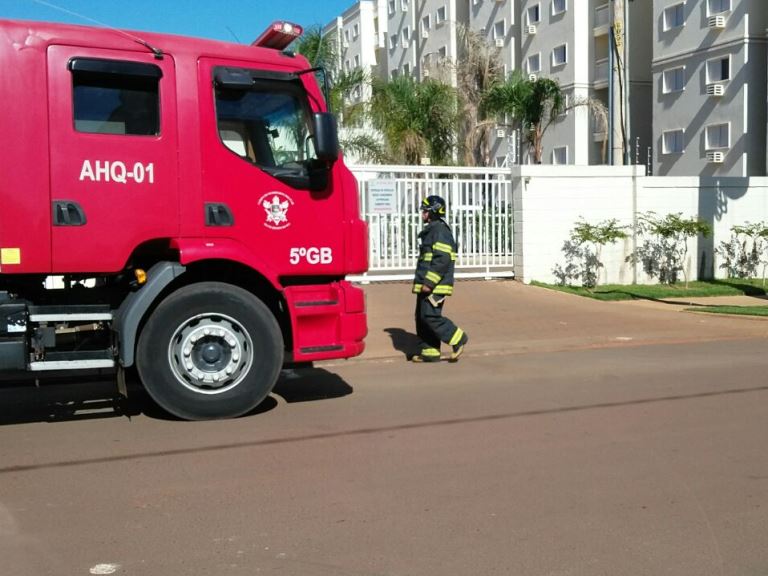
<box><xmin>116</xmin><ymin>259</ymin><xmax>290</xmax><ymax>368</ymax></box>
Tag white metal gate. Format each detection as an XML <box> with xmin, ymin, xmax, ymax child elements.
<box><xmin>348</xmin><ymin>165</ymin><xmax>515</xmax><ymax>282</ymax></box>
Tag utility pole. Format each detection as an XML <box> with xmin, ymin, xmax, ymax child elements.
<box><xmin>609</xmin><ymin>0</ymin><xmax>627</xmax><ymax>165</ymax></box>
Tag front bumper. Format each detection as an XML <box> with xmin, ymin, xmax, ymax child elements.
<box><xmin>283</xmin><ymin>280</ymin><xmax>367</xmax><ymax>363</ymax></box>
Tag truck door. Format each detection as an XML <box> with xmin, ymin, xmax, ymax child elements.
<box><xmin>47</xmin><ymin>46</ymin><xmax>178</xmax><ymax>273</ymax></box>
<box><xmin>197</xmin><ymin>59</ymin><xmax>346</xmax><ymax>278</ymax></box>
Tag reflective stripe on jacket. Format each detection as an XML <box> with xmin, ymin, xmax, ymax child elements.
<box><xmin>412</xmin><ymin>219</ymin><xmax>457</xmax><ymax>295</ymax></box>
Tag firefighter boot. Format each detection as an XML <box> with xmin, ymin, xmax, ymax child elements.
<box><xmin>411</xmin><ymin>348</ymin><xmax>441</xmax><ymax>363</ymax></box>
<box><xmin>449</xmin><ymin>333</ymin><xmax>468</xmax><ymax>363</ymax></box>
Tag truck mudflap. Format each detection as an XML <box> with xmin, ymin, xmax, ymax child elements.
<box><xmin>283</xmin><ymin>280</ymin><xmax>366</xmax><ymax>363</ymax></box>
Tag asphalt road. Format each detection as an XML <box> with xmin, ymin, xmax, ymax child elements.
<box><xmin>1</xmin><ymin>282</ymin><xmax>767</xmax><ymax>576</ymax></box>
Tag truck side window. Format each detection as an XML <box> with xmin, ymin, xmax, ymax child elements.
<box><xmin>214</xmin><ymin>76</ymin><xmax>316</xmax><ymax>169</ymax></box>
<box><xmin>69</xmin><ymin>58</ymin><xmax>162</xmax><ymax>136</ymax></box>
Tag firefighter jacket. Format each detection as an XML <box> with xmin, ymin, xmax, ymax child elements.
<box><xmin>412</xmin><ymin>218</ymin><xmax>457</xmax><ymax>295</ymax></box>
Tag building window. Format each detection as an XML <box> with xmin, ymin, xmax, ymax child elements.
<box><xmin>389</xmin><ymin>34</ymin><xmax>397</xmax><ymax>50</ymax></box>
<box><xmin>552</xmin><ymin>44</ymin><xmax>567</xmax><ymax>67</ymax></box>
<box><xmin>71</xmin><ymin>58</ymin><xmax>161</xmax><ymax>136</ymax></box>
<box><xmin>352</xmin><ymin>24</ymin><xmax>359</xmax><ymax>39</ymax></box>
<box><xmin>438</xmin><ymin>46</ymin><xmax>447</xmax><ymax>58</ymax></box>
<box><xmin>422</xmin><ymin>15</ymin><xmax>431</xmax><ymax>33</ymax></box>
<box><xmin>527</xmin><ymin>53</ymin><xmax>541</xmax><ymax>74</ymax></box>
<box><xmin>707</xmin><ymin>0</ymin><xmax>730</xmax><ymax>15</ymax></box>
<box><xmin>706</xmin><ymin>56</ymin><xmax>730</xmax><ymax>83</ymax></box>
<box><xmin>388</xmin><ymin>0</ymin><xmax>395</xmax><ymax>15</ymax></box>
<box><xmin>706</xmin><ymin>123</ymin><xmax>730</xmax><ymax>149</ymax></box>
<box><xmin>552</xmin><ymin>0</ymin><xmax>566</xmax><ymax>15</ymax></box>
<box><xmin>354</xmin><ymin>55</ymin><xmax>360</xmax><ymax>68</ymax></box>
<box><xmin>552</xmin><ymin>146</ymin><xmax>568</xmax><ymax>164</ymax></box>
<box><xmin>403</xmin><ymin>63</ymin><xmax>411</xmax><ymax>76</ymax></box>
<box><xmin>402</xmin><ymin>27</ymin><xmax>410</xmax><ymax>46</ymax></box>
<box><xmin>558</xmin><ymin>93</ymin><xmax>570</xmax><ymax>117</ymax></box>
<box><xmin>527</xmin><ymin>4</ymin><xmax>541</xmax><ymax>24</ymax></box>
<box><xmin>662</xmin><ymin>129</ymin><xmax>684</xmax><ymax>154</ymax></box>
<box><xmin>494</xmin><ymin>20</ymin><xmax>506</xmax><ymax>39</ymax></box>
<box><xmin>436</xmin><ymin>6</ymin><xmax>447</xmax><ymax>25</ymax></box>
<box><xmin>344</xmin><ymin>60</ymin><xmax>350</xmax><ymax>72</ymax></box>
<box><xmin>401</xmin><ymin>0</ymin><xmax>409</xmax><ymax>11</ymax></box>
<box><xmin>663</xmin><ymin>3</ymin><xmax>685</xmax><ymax>30</ymax></box>
<box><xmin>663</xmin><ymin>66</ymin><xmax>685</xmax><ymax>93</ymax></box>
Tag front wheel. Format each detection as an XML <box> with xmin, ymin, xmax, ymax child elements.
<box><xmin>136</xmin><ymin>282</ymin><xmax>284</xmax><ymax>420</ymax></box>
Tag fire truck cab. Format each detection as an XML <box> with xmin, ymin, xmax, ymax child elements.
<box><xmin>0</xmin><ymin>19</ymin><xmax>368</xmax><ymax>420</ymax></box>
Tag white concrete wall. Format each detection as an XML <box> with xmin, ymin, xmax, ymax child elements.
<box><xmin>513</xmin><ymin>165</ymin><xmax>768</xmax><ymax>285</ymax></box>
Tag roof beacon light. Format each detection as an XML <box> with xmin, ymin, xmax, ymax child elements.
<box><xmin>252</xmin><ymin>21</ymin><xmax>304</xmax><ymax>50</ymax></box>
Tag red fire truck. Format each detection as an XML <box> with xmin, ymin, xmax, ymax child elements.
<box><xmin>0</xmin><ymin>19</ymin><xmax>368</xmax><ymax>420</ymax></box>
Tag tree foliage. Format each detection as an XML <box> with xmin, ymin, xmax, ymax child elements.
<box><xmin>627</xmin><ymin>212</ymin><xmax>712</xmax><ymax>288</ymax></box>
<box><xmin>293</xmin><ymin>28</ymin><xmax>384</xmax><ymax>161</ymax></box>
<box><xmin>717</xmin><ymin>222</ymin><xmax>768</xmax><ymax>283</ymax></box>
<box><xmin>482</xmin><ymin>72</ymin><xmax>565</xmax><ymax>163</ymax></box>
<box><xmin>553</xmin><ymin>219</ymin><xmax>628</xmax><ymax>288</ymax></box>
<box><xmin>369</xmin><ymin>75</ymin><xmax>457</xmax><ymax>165</ymax></box>
<box><xmin>292</xmin><ymin>25</ymin><xmax>336</xmax><ymax>69</ymax></box>
<box><xmin>454</xmin><ymin>26</ymin><xmax>504</xmax><ymax>167</ymax></box>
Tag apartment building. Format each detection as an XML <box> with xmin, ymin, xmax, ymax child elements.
<box><xmin>653</xmin><ymin>0</ymin><xmax>767</xmax><ymax>176</ymax></box>
<box><xmin>324</xmin><ymin>0</ymin><xmax>658</xmax><ymax>169</ymax></box>
<box><xmin>323</xmin><ymin>0</ymin><xmax>383</xmax><ymax>99</ymax></box>
<box><xmin>515</xmin><ymin>0</ymin><xmax>652</xmax><ymax>166</ymax></box>
<box><xmin>468</xmin><ymin>0</ymin><xmax>519</xmax><ymax>77</ymax></box>
<box><xmin>384</xmin><ymin>0</ymin><xmax>470</xmax><ymax>82</ymax></box>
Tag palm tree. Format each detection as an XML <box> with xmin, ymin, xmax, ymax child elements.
<box><xmin>454</xmin><ymin>26</ymin><xmax>504</xmax><ymax>166</ymax></box>
<box><xmin>369</xmin><ymin>75</ymin><xmax>457</xmax><ymax>165</ymax></box>
<box><xmin>292</xmin><ymin>25</ymin><xmax>337</xmax><ymax>70</ymax></box>
<box><xmin>482</xmin><ymin>72</ymin><xmax>609</xmax><ymax>164</ymax></box>
<box><xmin>294</xmin><ymin>27</ymin><xmax>384</xmax><ymax>162</ymax></box>
<box><xmin>482</xmin><ymin>71</ymin><xmax>564</xmax><ymax>164</ymax></box>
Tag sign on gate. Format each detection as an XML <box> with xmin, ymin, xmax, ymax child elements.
<box><xmin>368</xmin><ymin>179</ymin><xmax>397</xmax><ymax>214</ymax></box>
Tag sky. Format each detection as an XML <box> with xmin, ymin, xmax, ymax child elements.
<box><xmin>3</xmin><ymin>0</ymin><xmax>355</xmax><ymax>42</ymax></box>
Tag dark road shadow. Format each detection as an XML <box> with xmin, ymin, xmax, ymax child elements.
<box><xmin>271</xmin><ymin>366</ymin><xmax>353</xmax><ymax>404</ymax></box>
<box><xmin>0</xmin><ymin>366</ymin><xmax>354</xmax><ymax>425</ymax></box>
<box><xmin>0</xmin><ymin>376</ymin><xmax>142</xmax><ymax>425</ymax></box>
<box><xmin>384</xmin><ymin>327</ymin><xmax>420</xmax><ymax>359</ymax></box>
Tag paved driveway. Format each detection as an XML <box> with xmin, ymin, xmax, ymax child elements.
<box><xmin>358</xmin><ymin>280</ymin><xmax>768</xmax><ymax>361</ymax></box>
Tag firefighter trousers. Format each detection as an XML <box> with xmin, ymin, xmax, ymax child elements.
<box><xmin>415</xmin><ymin>293</ymin><xmax>465</xmax><ymax>355</ymax></box>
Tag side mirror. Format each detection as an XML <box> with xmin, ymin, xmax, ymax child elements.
<box><xmin>313</xmin><ymin>112</ymin><xmax>339</xmax><ymax>164</ymax></box>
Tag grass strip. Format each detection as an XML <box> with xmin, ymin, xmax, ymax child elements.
<box><xmin>531</xmin><ymin>279</ymin><xmax>768</xmax><ymax>302</ymax></box>
<box><xmin>685</xmin><ymin>305</ymin><xmax>768</xmax><ymax>317</ymax></box>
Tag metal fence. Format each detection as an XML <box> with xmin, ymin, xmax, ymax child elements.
<box><xmin>348</xmin><ymin>165</ymin><xmax>515</xmax><ymax>282</ymax></box>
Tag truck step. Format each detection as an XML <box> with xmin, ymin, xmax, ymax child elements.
<box><xmin>29</xmin><ymin>350</ymin><xmax>115</xmax><ymax>372</ymax></box>
<box><xmin>29</xmin><ymin>359</ymin><xmax>115</xmax><ymax>371</ymax></box>
<box><xmin>28</xmin><ymin>304</ymin><xmax>113</xmax><ymax>323</ymax></box>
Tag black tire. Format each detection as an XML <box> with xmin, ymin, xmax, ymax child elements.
<box><xmin>136</xmin><ymin>282</ymin><xmax>284</xmax><ymax>420</ymax></box>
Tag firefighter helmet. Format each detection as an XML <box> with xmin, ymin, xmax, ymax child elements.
<box><xmin>421</xmin><ymin>195</ymin><xmax>446</xmax><ymax>218</ymax></box>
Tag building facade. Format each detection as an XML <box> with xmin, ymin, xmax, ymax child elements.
<box><xmin>320</xmin><ymin>0</ymin><xmax>768</xmax><ymax>176</ymax></box>
<box><xmin>653</xmin><ymin>0</ymin><xmax>767</xmax><ymax>176</ymax></box>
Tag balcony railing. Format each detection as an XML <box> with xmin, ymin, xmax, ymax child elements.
<box><xmin>594</xmin><ymin>4</ymin><xmax>610</xmax><ymax>29</ymax></box>
<box><xmin>594</xmin><ymin>58</ymin><xmax>609</xmax><ymax>84</ymax></box>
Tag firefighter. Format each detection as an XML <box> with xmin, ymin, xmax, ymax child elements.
<box><xmin>411</xmin><ymin>195</ymin><xmax>469</xmax><ymax>363</ymax></box>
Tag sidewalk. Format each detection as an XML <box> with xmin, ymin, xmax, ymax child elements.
<box><xmin>352</xmin><ymin>280</ymin><xmax>768</xmax><ymax>363</ymax></box>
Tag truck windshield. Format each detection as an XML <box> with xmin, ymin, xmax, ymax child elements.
<box><xmin>215</xmin><ymin>78</ymin><xmax>317</xmax><ymax>171</ymax></box>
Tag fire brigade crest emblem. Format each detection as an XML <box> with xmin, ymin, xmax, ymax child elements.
<box><xmin>258</xmin><ymin>192</ymin><xmax>294</xmax><ymax>230</ymax></box>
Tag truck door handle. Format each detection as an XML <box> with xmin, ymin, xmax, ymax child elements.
<box><xmin>205</xmin><ymin>203</ymin><xmax>234</xmax><ymax>227</ymax></box>
<box><xmin>52</xmin><ymin>201</ymin><xmax>87</xmax><ymax>226</ymax></box>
